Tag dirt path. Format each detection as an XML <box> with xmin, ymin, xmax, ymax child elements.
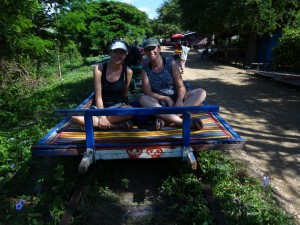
<box><xmin>161</xmin><ymin>46</ymin><xmax>300</xmax><ymax>223</ymax></box>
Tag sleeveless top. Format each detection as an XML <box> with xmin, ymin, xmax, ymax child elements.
<box><xmin>142</xmin><ymin>57</ymin><xmax>177</xmax><ymax>100</ymax></box>
<box><xmin>101</xmin><ymin>63</ymin><xmax>127</xmax><ymax>107</ymax></box>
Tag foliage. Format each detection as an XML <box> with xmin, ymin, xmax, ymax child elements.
<box><xmin>176</xmin><ymin>0</ymin><xmax>299</xmax><ymax>66</ymax></box>
<box><xmin>177</xmin><ymin>0</ymin><xmax>300</xmax><ymax>36</ymax></box>
<box><xmin>0</xmin><ymin>57</ymin><xmax>296</xmax><ymax>224</ymax></box>
<box><xmin>0</xmin><ymin>158</ymin><xmax>79</xmax><ymax>225</ymax></box>
<box><xmin>0</xmin><ymin>59</ymin><xmax>94</xmax><ymax>224</ymax></box>
<box><xmin>72</xmin><ymin>161</ymin><xmax>214</xmax><ymax>225</ymax></box>
<box><xmin>59</xmin><ymin>0</ymin><xmax>151</xmax><ymax>56</ymax></box>
<box><xmin>152</xmin><ymin>0</ymin><xmax>184</xmax><ymax>38</ymax></box>
<box><xmin>160</xmin><ymin>168</ymin><xmax>214</xmax><ymax>224</ymax></box>
<box><xmin>0</xmin><ymin>0</ymin><xmax>86</xmax><ymax>83</ymax></box>
<box><xmin>198</xmin><ymin>151</ymin><xmax>295</xmax><ymax>225</ymax></box>
<box><xmin>0</xmin><ymin>0</ymin><xmax>39</xmax><ymax>59</ymax></box>
<box><xmin>273</xmin><ymin>12</ymin><xmax>300</xmax><ymax>72</ymax></box>
<box><xmin>273</xmin><ymin>29</ymin><xmax>300</xmax><ymax>72</ymax></box>
<box><xmin>18</xmin><ymin>36</ymin><xmax>54</xmax><ymax>59</ymax></box>
<box><xmin>0</xmin><ymin>0</ymin><xmax>150</xmax><ymax>86</ymax></box>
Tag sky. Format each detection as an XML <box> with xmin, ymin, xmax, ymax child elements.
<box><xmin>115</xmin><ymin>0</ymin><xmax>164</xmax><ymax>19</ymax></box>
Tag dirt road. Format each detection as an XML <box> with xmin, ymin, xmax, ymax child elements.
<box><xmin>161</xmin><ymin>46</ymin><xmax>300</xmax><ymax>222</ymax></box>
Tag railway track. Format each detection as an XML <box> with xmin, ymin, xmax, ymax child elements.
<box><xmin>59</xmin><ymin>155</ymin><xmax>226</xmax><ymax>225</ymax></box>
<box><xmin>194</xmin><ymin>153</ymin><xmax>226</xmax><ymax>225</ymax></box>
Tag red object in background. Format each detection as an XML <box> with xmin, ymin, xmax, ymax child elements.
<box><xmin>172</xmin><ymin>33</ymin><xmax>184</xmax><ymax>38</ymax></box>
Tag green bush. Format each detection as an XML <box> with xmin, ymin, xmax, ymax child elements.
<box><xmin>273</xmin><ymin>29</ymin><xmax>300</xmax><ymax>72</ymax></box>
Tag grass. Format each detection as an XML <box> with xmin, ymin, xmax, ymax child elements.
<box><xmin>71</xmin><ymin>159</ymin><xmax>214</xmax><ymax>225</ymax></box>
<box><xmin>198</xmin><ymin>151</ymin><xmax>295</xmax><ymax>225</ymax></box>
<box><xmin>0</xmin><ymin>58</ymin><xmax>296</xmax><ymax>225</ymax></box>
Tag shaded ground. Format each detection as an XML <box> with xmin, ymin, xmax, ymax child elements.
<box><xmin>160</xmin><ymin>46</ymin><xmax>300</xmax><ymax>223</ymax></box>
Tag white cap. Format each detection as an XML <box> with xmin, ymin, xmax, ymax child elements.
<box><xmin>110</xmin><ymin>41</ymin><xmax>128</xmax><ymax>53</ymax></box>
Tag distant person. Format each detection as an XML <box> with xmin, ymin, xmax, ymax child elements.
<box><xmin>124</xmin><ymin>44</ymin><xmax>143</xmax><ymax>67</ymax></box>
<box><xmin>139</xmin><ymin>38</ymin><xmax>206</xmax><ymax>130</ymax></box>
<box><xmin>180</xmin><ymin>41</ymin><xmax>190</xmax><ymax>74</ymax></box>
<box><xmin>201</xmin><ymin>45</ymin><xmax>209</xmax><ymax>60</ymax></box>
<box><xmin>72</xmin><ymin>40</ymin><xmax>133</xmax><ymax>130</ymax></box>
<box><xmin>124</xmin><ymin>44</ymin><xmax>144</xmax><ymax>91</ymax></box>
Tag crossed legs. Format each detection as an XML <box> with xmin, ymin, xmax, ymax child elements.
<box><xmin>72</xmin><ymin>105</ymin><xmax>133</xmax><ymax>130</ymax></box>
<box><xmin>139</xmin><ymin>88</ymin><xmax>206</xmax><ymax>129</ymax></box>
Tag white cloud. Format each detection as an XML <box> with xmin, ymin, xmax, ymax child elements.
<box><xmin>138</xmin><ymin>7</ymin><xmax>150</xmax><ymax>13</ymax></box>
<box><xmin>116</xmin><ymin>0</ymin><xmax>157</xmax><ymax>19</ymax></box>
<box><xmin>122</xmin><ymin>0</ymin><xmax>135</xmax><ymax>3</ymax></box>
<box><xmin>138</xmin><ymin>7</ymin><xmax>157</xmax><ymax>19</ymax></box>
<box><xmin>148</xmin><ymin>13</ymin><xmax>157</xmax><ymax>19</ymax></box>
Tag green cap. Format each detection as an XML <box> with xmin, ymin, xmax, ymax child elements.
<box><xmin>143</xmin><ymin>38</ymin><xmax>159</xmax><ymax>49</ymax></box>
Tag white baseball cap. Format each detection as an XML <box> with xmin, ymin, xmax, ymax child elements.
<box><xmin>110</xmin><ymin>41</ymin><xmax>128</xmax><ymax>53</ymax></box>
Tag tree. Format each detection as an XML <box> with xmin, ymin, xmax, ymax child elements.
<box><xmin>177</xmin><ymin>0</ymin><xmax>300</xmax><ymax>66</ymax></box>
<box><xmin>0</xmin><ymin>0</ymin><xmax>152</xmax><ymax>84</ymax></box>
<box><xmin>0</xmin><ymin>0</ymin><xmax>40</xmax><ymax>59</ymax></box>
<box><xmin>0</xmin><ymin>0</ymin><xmax>61</xmax><ymax>82</ymax></box>
<box><xmin>273</xmin><ymin>11</ymin><xmax>300</xmax><ymax>72</ymax></box>
<box><xmin>59</xmin><ymin>0</ymin><xmax>151</xmax><ymax>56</ymax></box>
<box><xmin>152</xmin><ymin>0</ymin><xmax>184</xmax><ymax>38</ymax></box>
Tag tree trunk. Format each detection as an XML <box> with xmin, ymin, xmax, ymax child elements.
<box><xmin>57</xmin><ymin>47</ymin><xmax>62</xmax><ymax>80</ymax></box>
<box><xmin>244</xmin><ymin>32</ymin><xmax>257</xmax><ymax>67</ymax></box>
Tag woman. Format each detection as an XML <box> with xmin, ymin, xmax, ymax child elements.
<box><xmin>139</xmin><ymin>38</ymin><xmax>206</xmax><ymax>130</ymax></box>
<box><xmin>72</xmin><ymin>40</ymin><xmax>133</xmax><ymax>130</ymax></box>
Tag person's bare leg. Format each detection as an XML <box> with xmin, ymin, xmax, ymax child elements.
<box><xmin>183</xmin><ymin>88</ymin><xmax>206</xmax><ymax>106</ymax></box>
<box><xmin>72</xmin><ymin>116</ymin><xmax>99</xmax><ymax>127</ymax></box>
<box><xmin>72</xmin><ymin>114</ymin><xmax>132</xmax><ymax>130</ymax></box>
<box><xmin>139</xmin><ymin>95</ymin><xmax>205</xmax><ymax>130</ymax></box>
<box><xmin>139</xmin><ymin>95</ymin><xmax>183</xmax><ymax>126</ymax></box>
<box><xmin>106</xmin><ymin>105</ymin><xmax>133</xmax><ymax>129</ymax></box>
<box><xmin>72</xmin><ymin>104</ymin><xmax>132</xmax><ymax>128</ymax></box>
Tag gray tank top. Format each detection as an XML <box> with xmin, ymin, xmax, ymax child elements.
<box><xmin>143</xmin><ymin>57</ymin><xmax>177</xmax><ymax>100</ymax></box>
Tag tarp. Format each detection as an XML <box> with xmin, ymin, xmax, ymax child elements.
<box><xmin>172</xmin><ymin>33</ymin><xmax>184</xmax><ymax>38</ymax></box>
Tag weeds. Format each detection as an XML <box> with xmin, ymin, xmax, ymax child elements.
<box><xmin>198</xmin><ymin>151</ymin><xmax>295</xmax><ymax>225</ymax></box>
<box><xmin>0</xmin><ymin>59</ymin><xmax>296</xmax><ymax>224</ymax></box>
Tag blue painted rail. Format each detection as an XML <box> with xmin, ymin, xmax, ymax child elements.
<box><xmin>55</xmin><ymin>105</ymin><xmax>219</xmax><ymax>150</ymax></box>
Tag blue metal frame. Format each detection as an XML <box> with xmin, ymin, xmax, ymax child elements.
<box><xmin>55</xmin><ymin>105</ymin><xmax>219</xmax><ymax>152</ymax></box>
<box><xmin>35</xmin><ymin>93</ymin><xmax>94</xmax><ymax>146</ymax></box>
<box><xmin>212</xmin><ymin>112</ymin><xmax>244</xmax><ymax>141</ymax></box>
<box><xmin>33</xmin><ymin>84</ymin><xmax>246</xmax><ymax>158</ymax></box>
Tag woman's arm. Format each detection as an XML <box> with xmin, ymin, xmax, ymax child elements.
<box><xmin>93</xmin><ymin>64</ymin><xmax>112</xmax><ymax>129</ymax></box>
<box><xmin>93</xmin><ymin>64</ymin><xmax>104</xmax><ymax>109</ymax></box>
<box><xmin>124</xmin><ymin>67</ymin><xmax>133</xmax><ymax>103</ymax></box>
<box><xmin>171</xmin><ymin>60</ymin><xmax>186</xmax><ymax>106</ymax></box>
<box><xmin>141</xmin><ymin>69</ymin><xmax>152</xmax><ymax>96</ymax></box>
